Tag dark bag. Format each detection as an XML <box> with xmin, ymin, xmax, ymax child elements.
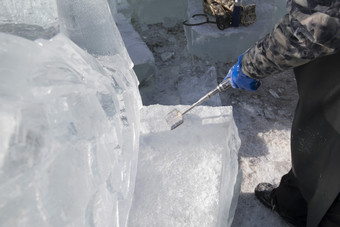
<box><xmin>183</xmin><ymin>0</ymin><xmax>256</xmax><ymax>30</ymax></box>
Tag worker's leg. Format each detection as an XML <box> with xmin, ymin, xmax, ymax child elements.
<box><xmin>319</xmin><ymin>193</ymin><xmax>340</xmax><ymax>227</ymax></box>
<box><xmin>256</xmin><ymin>52</ymin><xmax>340</xmax><ymax>226</ymax></box>
<box><xmin>271</xmin><ymin>170</ymin><xmax>307</xmax><ymax>226</ymax></box>
<box><xmin>291</xmin><ymin>51</ymin><xmax>340</xmax><ymax>226</ymax></box>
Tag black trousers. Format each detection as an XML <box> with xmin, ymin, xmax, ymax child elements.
<box><xmin>272</xmin><ymin>51</ymin><xmax>340</xmax><ymax>227</ymax></box>
<box><xmin>273</xmin><ymin>171</ymin><xmax>340</xmax><ymax>226</ymax></box>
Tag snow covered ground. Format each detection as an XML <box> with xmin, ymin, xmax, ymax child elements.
<box><xmin>134</xmin><ymin>22</ymin><xmax>297</xmax><ymax>227</ymax></box>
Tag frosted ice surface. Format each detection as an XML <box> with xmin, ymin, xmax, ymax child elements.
<box><xmin>127</xmin><ymin>0</ymin><xmax>188</xmax><ymax>26</ymax></box>
<box><xmin>0</xmin><ymin>33</ymin><xmax>141</xmax><ymax>227</ymax></box>
<box><xmin>128</xmin><ymin>105</ymin><xmax>241</xmax><ymax>227</ymax></box>
<box><xmin>184</xmin><ymin>0</ymin><xmax>287</xmax><ymax>62</ymax></box>
<box><xmin>0</xmin><ymin>0</ymin><xmax>58</xmax><ymax>40</ymax></box>
<box><xmin>56</xmin><ymin>0</ymin><xmax>131</xmax><ymax>62</ymax></box>
<box><xmin>115</xmin><ymin>13</ymin><xmax>156</xmax><ymax>91</ymax></box>
<box><xmin>0</xmin><ymin>0</ymin><xmax>58</xmax><ymax>26</ymax></box>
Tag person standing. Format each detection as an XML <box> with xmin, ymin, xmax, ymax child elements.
<box><xmin>225</xmin><ymin>1</ymin><xmax>340</xmax><ymax>226</ymax></box>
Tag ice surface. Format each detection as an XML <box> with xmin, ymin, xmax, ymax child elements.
<box><xmin>0</xmin><ymin>32</ymin><xmax>141</xmax><ymax>227</ymax></box>
<box><xmin>128</xmin><ymin>105</ymin><xmax>241</xmax><ymax>227</ymax></box>
<box><xmin>0</xmin><ymin>0</ymin><xmax>58</xmax><ymax>40</ymax></box>
<box><xmin>184</xmin><ymin>0</ymin><xmax>287</xmax><ymax>62</ymax></box>
<box><xmin>115</xmin><ymin>13</ymin><xmax>156</xmax><ymax>91</ymax></box>
<box><xmin>56</xmin><ymin>0</ymin><xmax>130</xmax><ymax>62</ymax></box>
<box><xmin>127</xmin><ymin>0</ymin><xmax>188</xmax><ymax>26</ymax></box>
<box><xmin>0</xmin><ymin>0</ymin><xmax>58</xmax><ymax>26</ymax></box>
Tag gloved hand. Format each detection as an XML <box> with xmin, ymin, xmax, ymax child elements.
<box><xmin>224</xmin><ymin>54</ymin><xmax>261</xmax><ymax>91</ymax></box>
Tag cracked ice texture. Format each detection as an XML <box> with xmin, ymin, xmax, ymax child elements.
<box><xmin>0</xmin><ymin>31</ymin><xmax>141</xmax><ymax>226</ymax></box>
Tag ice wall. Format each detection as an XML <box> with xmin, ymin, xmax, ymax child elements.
<box><xmin>0</xmin><ymin>0</ymin><xmax>143</xmax><ymax>225</ymax></box>
<box><xmin>56</xmin><ymin>0</ymin><xmax>130</xmax><ymax>61</ymax></box>
<box><xmin>0</xmin><ymin>30</ymin><xmax>141</xmax><ymax>226</ymax></box>
<box><xmin>127</xmin><ymin>0</ymin><xmax>188</xmax><ymax>27</ymax></box>
<box><xmin>184</xmin><ymin>0</ymin><xmax>287</xmax><ymax>62</ymax></box>
<box><xmin>115</xmin><ymin>13</ymin><xmax>156</xmax><ymax>91</ymax></box>
<box><xmin>128</xmin><ymin>105</ymin><xmax>241</xmax><ymax>227</ymax></box>
<box><xmin>60</xmin><ymin>0</ymin><xmax>156</xmax><ymax>92</ymax></box>
<box><xmin>55</xmin><ymin>6</ymin><xmax>143</xmax><ymax>224</ymax></box>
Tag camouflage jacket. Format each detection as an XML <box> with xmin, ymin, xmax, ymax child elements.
<box><xmin>242</xmin><ymin>0</ymin><xmax>340</xmax><ymax>79</ymax></box>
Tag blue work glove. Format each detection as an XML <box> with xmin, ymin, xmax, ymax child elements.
<box><xmin>224</xmin><ymin>54</ymin><xmax>261</xmax><ymax>91</ymax></box>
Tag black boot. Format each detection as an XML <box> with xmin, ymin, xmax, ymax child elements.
<box><xmin>255</xmin><ymin>183</ymin><xmax>306</xmax><ymax>227</ymax></box>
<box><xmin>254</xmin><ymin>183</ymin><xmax>277</xmax><ymax>210</ymax></box>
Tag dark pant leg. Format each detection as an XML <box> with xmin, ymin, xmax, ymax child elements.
<box><xmin>319</xmin><ymin>194</ymin><xmax>340</xmax><ymax>227</ymax></box>
<box><xmin>272</xmin><ymin>170</ymin><xmax>307</xmax><ymax>226</ymax></box>
<box><xmin>290</xmin><ymin>51</ymin><xmax>340</xmax><ymax>226</ymax></box>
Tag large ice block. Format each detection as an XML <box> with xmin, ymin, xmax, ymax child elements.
<box><xmin>0</xmin><ymin>0</ymin><xmax>58</xmax><ymax>26</ymax></box>
<box><xmin>0</xmin><ymin>32</ymin><xmax>141</xmax><ymax>227</ymax></box>
<box><xmin>128</xmin><ymin>105</ymin><xmax>241</xmax><ymax>227</ymax></box>
<box><xmin>56</xmin><ymin>0</ymin><xmax>131</xmax><ymax>63</ymax></box>
<box><xmin>0</xmin><ymin>0</ymin><xmax>58</xmax><ymax>40</ymax></box>
<box><xmin>127</xmin><ymin>0</ymin><xmax>188</xmax><ymax>26</ymax></box>
<box><xmin>184</xmin><ymin>0</ymin><xmax>287</xmax><ymax>62</ymax></box>
<box><xmin>115</xmin><ymin>13</ymin><xmax>156</xmax><ymax>91</ymax></box>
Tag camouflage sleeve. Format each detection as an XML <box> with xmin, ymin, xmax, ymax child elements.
<box><xmin>241</xmin><ymin>0</ymin><xmax>340</xmax><ymax>79</ymax></box>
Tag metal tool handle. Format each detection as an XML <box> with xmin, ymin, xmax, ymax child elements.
<box><xmin>217</xmin><ymin>78</ymin><xmax>232</xmax><ymax>92</ymax></box>
<box><xmin>182</xmin><ymin>79</ymin><xmax>231</xmax><ymax>115</ymax></box>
